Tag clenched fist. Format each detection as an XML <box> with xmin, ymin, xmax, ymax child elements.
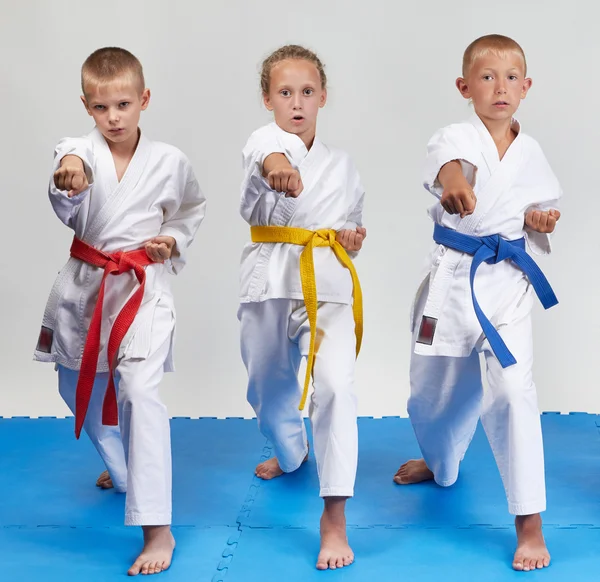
<box><xmin>525</xmin><ymin>209</ymin><xmax>560</xmax><ymax>234</ymax></box>
<box><xmin>438</xmin><ymin>160</ymin><xmax>477</xmax><ymax>218</ymax></box>
<box><xmin>336</xmin><ymin>226</ymin><xmax>367</xmax><ymax>252</ymax></box>
<box><xmin>267</xmin><ymin>167</ymin><xmax>304</xmax><ymax>198</ymax></box>
<box><xmin>145</xmin><ymin>236</ymin><xmax>176</xmax><ymax>262</ymax></box>
<box><xmin>441</xmin><ymin>183</ymin><xmax>477</xmax><ymax>218</ymax></box>
<box><xmin>54</xmin><ymin>155</ymin><xmax>89</xmax><ymax>198</ymax></box>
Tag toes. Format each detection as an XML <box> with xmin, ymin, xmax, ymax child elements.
<box><xmin>336</xmin><ymin>557</ymin><xmax>344</xmax><ymax>568</ymax></box>
<box><xmin>128</xmin><ymin>559</ymin><xmax>143</xmax><ymax>576</ymax></box>
<box><xmin>393</xmin><ymin>470</ymin><xmax>407</xmax><ymax>484</ymax></box>
<box><xmin>513</xmin><ymin>558</ymin><xmax>523</xmax><ymax>571</ymax></box>
<box><xmin>543</xmin><ymin>556</ymin><xmax>551</xmax><ymax>568</ymax></box>
<box><xmin>328</xmin><ymin>557</ymin><xmax>337</xmax><ymax>570</ymax></box>
<box><xmin>316</xmin><ymin>557</ymin><xmax>328</xmax><ymax>571</ymax></box>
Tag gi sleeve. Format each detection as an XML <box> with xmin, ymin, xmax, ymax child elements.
<box><xmin>340</xmin><ymin>164</ymin><xmax>365</xmax><ymax>259</ymax></box>
<box><xmin>48</xmin><ymin>137</ymin><xmax>95</xmax><ymax>229</ymax></box>
<box><xmin>159</xmin><ymin>159</ymin><xmax>207</xmax><ymax>274</ymax></box>
<box><xmin>524</xmin><ymin>194</ymin><xmax>562</xmax><ymax>255</ymax></box>
<box><xmin>423</xmin><ymin>125</ymin><xmax>479</xmax><ymax>199</ymax></box>
<box><xmin>239</xmin><ymin>125</ymin><xmax>287</xmax><ymax>223</ymax></box>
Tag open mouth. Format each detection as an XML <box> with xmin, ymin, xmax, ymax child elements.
<box><xmin>292</xmin><ymin>115</ymin><xmax>304</xmax><ymax>121</ymax></box>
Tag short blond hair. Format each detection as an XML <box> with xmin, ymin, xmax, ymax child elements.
<box><xmin>260</xmin><ymin>45</ymin><xmax>327</xmax><ymax>95</ymax></box>
<box><xmin>81</xmin><ymin>47</ymin><xmax>145</xmax><ymax>97</ymax></box>
<box><xmin>463</xmin><ymin>34</ymin><xmax>527</xmax><ymax>77</ymax></box>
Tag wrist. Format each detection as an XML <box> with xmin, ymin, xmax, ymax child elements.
<box><xmin>61</xmin><ymin>154</ymin><xmax>84</xmax><ymax>170</ymax></box>
<box><xmin>263</xmin><ymin>153</ymin><xmax>291</xmax><ymax>175</ymax></box>
<box><xmin>439</xmin><ymin>161</ymin><xmax>465</xmax><ymax>186</ymax></box>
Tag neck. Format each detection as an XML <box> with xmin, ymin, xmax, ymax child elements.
<box><xmin>477</xmin><ymin>114</ymin><xmax>514</xmax><ymax>144</ymax></box>
<box><xmin>106</xmin><ymin>127</ymin><xmax>140</xmax><ymax>158</ymax></box>
<box><xmin>299</xmin><ymin>125</ymin><xmax>317</xmax><ymax>150</ymax></box>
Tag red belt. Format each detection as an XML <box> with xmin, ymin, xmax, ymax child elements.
<box><xmin>70</xmin><ymin>237</ymin><xmax>158</xmax><ymax>439</ymax></box>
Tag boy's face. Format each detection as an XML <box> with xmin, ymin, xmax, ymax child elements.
<box><xmin>81</xmin><ymin>75</ymin><xmax>150</xmax><ymax>146</ymax></box>
<box><xmin>263</xmin><ymin>59</ymin><xmax>327</xmax><ymax>144</ymax></box>
<box><xmin>456</xmin><ymin>53</ymin><xmax>532</xmax><ymax>123</ymax></box>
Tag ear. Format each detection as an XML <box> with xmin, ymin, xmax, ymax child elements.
<box><xmin>319</xmin><ymin>88</ymin><xmax>328</xmax><ymax>108</ymax></box>
<box><xmin>263</xmin><ymin>92</ymin><xmax>274</xmax><ymax>111</ymax></box>
<box><xmin>140</xmin><ymin>88</ymin><xmax>151</xmax><ymax>110</ymax></box>
<box><xmin>80</xmin><ymin>95</ymin><xmax>93</xmax><ymax>117</ymax></box>
<box><xmin>455</xmin><ymin>77</ymin><xmax>471</xmax><ymax>100</ymax></box>
<box><xmin>521</xmin><ymin>77</ymin><xmax>533</xmax><ymax>99</ymax></box>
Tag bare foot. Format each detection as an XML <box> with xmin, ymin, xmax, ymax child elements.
<box><xmin>128</xmin><ymin>525</ymin><xmax>175</xmax><ymax>576</ymax></box>
<box><xmin>393</xmin><ymin>458</ymin><xmax>434</xmax><ymax>485</ymax></box>
<box><xmin>316</xmin><ymin>497</ymin><xmax>354</xmax><ymax>570</ymax></box>
<box><xmin>255</xmin><ymin>449</ymin><xmax>309</xmax><ymax>480</ymax></box>
<box><xmin>513</xmin><ymin>514</ymin><xmax>550</xmax><ymax>572</ymax></box>
<box><xmin>255</xmin><ymin>457</ymin><xmax>285</xmax><ymax>480</ymax></box>
<box><xmin>96</xmin><ymin>470</ymin><xmax>114</xmax><ymax>489</ymax></box>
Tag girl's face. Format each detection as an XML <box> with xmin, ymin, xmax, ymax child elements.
<box><xmin>263</xmin><ymin>59</ymin><xmax>327</xmax><ymax>147</ymax></box>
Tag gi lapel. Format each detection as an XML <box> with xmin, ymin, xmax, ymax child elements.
<box><xmin>458</xmin><ymin>115</ymin><xmax>523</xmax><ymax>235</ymax></box>
<box><xmin>84</xmin><ymin>128</ymin><xmax>152</xmax><ymax>245</ymax></box>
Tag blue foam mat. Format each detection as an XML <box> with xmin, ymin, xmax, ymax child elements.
<box><xmin>242</xmin><ymin>415</ymin><xmax>600</xmax><ymax>527</ymax></box>
<box><xmin>0</xmin><ymin>417</ymin><xmax>267</xmax><ymax>527</ymax></box>
<box><xmin>222</xmin><ymin>526</ymin><xmax>600</xmax><ymax>581</ymax></box>
<box><xmin>0</xmin><ymin>525</ymin><xmax>236</xmax><ymax>582</ymax></box>
<box><xmin>2</xmin><ymin>415</ymin><xmax>600</xmax><ymax>580</ymax></box>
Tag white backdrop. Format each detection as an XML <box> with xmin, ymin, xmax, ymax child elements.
<box><xmin>0</xmin><ymin>0</ymin><xmax>597</xmax><ymax>419</ymax></box>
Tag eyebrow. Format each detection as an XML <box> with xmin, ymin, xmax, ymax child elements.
<box><xmin>480</xmin><ymin>67</ymin><xmax>521</xmax><ymax>73</ymax></box>
<box><xmin>275</xmin><ymin>84</ymin><xmax>316</xmax><ymax>90</ymax></box>
<box><xmin>89</xmin><ymin>95</ymin><xmax>133</xmax><ymax>104</ymax></box>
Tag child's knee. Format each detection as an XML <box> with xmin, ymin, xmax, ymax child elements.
<box><xmin>118</xmin><ymin>377</ymin><xmax>150</xmax><ymax>407</ymax></box>
<box><xmin>492</xmin><ymin>374</ymin><xmax>536</xmax><ymax>411</ymax></box>
<box><xmin>313</xmin><ymin>368</ymin><xmax>355</xmax><ymax>407</ymax></box>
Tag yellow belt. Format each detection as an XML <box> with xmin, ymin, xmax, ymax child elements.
<box><xmin>251</xmin><ymin>226</ymin><xmax>363</xmax><ymax>410</ymax></box>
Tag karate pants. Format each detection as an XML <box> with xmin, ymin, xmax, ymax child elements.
<box><xmin>409</xmin><ymin>283</ymin><xmax>546</xmax><ymax>515</ymax></box>
<box><xmin>239</xmin><ymin>299</ymin><xmax>358</xmax><ymax>498</ymax></box>
<box><xmin>58</xmin><ymin>300</ymin><xmax>174</xmax><ymax>526</ymax></box>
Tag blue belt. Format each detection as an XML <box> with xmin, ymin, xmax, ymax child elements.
<box><xmin>433</xmin><ymin>223</ymin><xmax>558</xmax><ymax>367</ymax></box>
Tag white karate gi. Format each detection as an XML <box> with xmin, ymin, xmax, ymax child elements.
<box><xmin>409</xmin><ymin>115</ymin><xmax>562</xmax><ymax>515</ymax></box>
<box><xmin>239</xmin><ymin>123</ymin><xmax>364</xmax><ymax>497</ymax></box>
<box><xmin>34</xmin><ymin>128</ymin><xmax>206</xmax><ymax>525</ymax></box>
